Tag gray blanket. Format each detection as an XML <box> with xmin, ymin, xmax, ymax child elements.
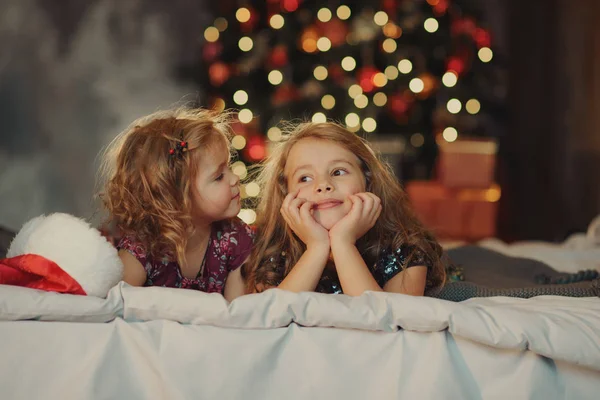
<box><xmin>427</xmin><ymin>246</ymin><xmax>600</xmax><ymax>301</ymax></box>
<box><xmin>446</xmin><ymin>245</ymin><xmax>567</xmax><ymax>288</ymax></box>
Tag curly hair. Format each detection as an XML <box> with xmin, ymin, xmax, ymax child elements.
<box><xmin>241</xmin><ymin>122</ymin><xmax>446</xmax><ymax>293</ymax></box>
<box><xmin>98</xmin><ymin>107</ymin><xmax>233</xmax><ymax>266</ymax></box>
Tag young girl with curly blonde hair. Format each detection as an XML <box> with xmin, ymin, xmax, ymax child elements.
<box><xmin>242</xmin><ymin>122</ymin><xmax>445</xmax><ymax>296</ymax></box>
<box><xmin>99</xmin><ymin>108</ymin><xmax>252</xmax><ymax>300</ymax></box>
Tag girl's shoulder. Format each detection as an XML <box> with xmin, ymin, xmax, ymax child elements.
<box><xmin>378</xmin><ymin>244</ymin><xmax>432</xmax><ymax>268</ymax></box>
<box><xmin>378</xmin><ymin>244</ymin><xmax>431</xmax><ymax>268</ymax></box>
<box><xmin>371</xmin><ymin>243</ymin><xmax>433</xmax><ymax>287</ymax></box>
<box><xmin>212</xmin><ymin>217</ymin><xmax>254</xmax><ymax>253</ymax></box>
<box><xmin>117</xmin><ymin>235</ymin><xmax>149</xmax><ymax>263</ymax></box>
<box><xmin>213</xmin><ymin>217</ymin><xmax>255</xmax><ymax>272</ymax></box>
<box><xmin>215</xmin><ymin>217</ymin><xmax>255</xmax><ymax>242</ymax></box>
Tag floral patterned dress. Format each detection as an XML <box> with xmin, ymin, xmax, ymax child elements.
<box><xmin>118</xmin><ymin>218</ymin><xmax>254</xmax><ymax>293</ymax></box>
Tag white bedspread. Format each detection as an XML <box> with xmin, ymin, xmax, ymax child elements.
<box><xmin>1</xmin><ymin>283</ymin><xmax>599</xmax><ymax>399</ymax></box>
<box><xmin>477</xmin><ymin>216</ymin><xmax>600</xmax><ymax>274</ymax></box>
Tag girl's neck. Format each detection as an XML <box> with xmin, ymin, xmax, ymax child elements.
<box><xmin>186</xmin><ymin>223</ymin><xmax>212</xmax><ymax>251</ymax></box>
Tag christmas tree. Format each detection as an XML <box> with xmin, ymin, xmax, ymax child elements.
<box><xmin>178</xmin><ymin>0</ymin><xmax>505</xmax><ymax>223</ymax></box>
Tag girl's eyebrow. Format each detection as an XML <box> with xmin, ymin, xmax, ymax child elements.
<box><xmin>290</xmin><ymin>159</ymin><xmax>354</xmax><ymax>178</ymax></box>
<box><xmin>208</xmin><ymin>162</ymin><xmax>227</xmax><ymax>178</ymax></box>
<box><xmin>290</xmin><ymin>164</ymin><xmax>312</xmax><ymax>178</ymax></box>
<box><xmin>329</xmin><ymin>159</ymin><xmax>353</xmax><ymax>167</ymax></box>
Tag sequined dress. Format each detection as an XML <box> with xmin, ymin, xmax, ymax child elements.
<box><xmin>268</xmin><ymin>245</ymin><xmax>434</xmax><ymax>294</ymax></box>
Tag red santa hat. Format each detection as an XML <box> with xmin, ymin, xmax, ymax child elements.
<box><xmin>0</xmin><ymin>213</ymin><xmax>123</xmax><ymax>297</ymax></box>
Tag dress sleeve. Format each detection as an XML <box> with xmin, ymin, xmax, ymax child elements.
<box><xmin>117</xmin><ymin>236</ymin><xmax>148</xmax><ymax>268</ymax></box>
<box><xmin>226</xmin><ymin>218</ymin><xmax>255</xmax><ymax>272</ymax></box>
<box><xmin>371</xmin><ymin>245</ymin><xmax>432</xmax><ymax>287</ymax></box>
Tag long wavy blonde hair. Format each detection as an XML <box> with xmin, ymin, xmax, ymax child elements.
<box><xmin>242</xmin><ymin>122</ymin><xmax>445</xmax><ymax>292</ymax></box>
<box><xmin>98</xmin><ymin>107</ymin><xmax>233</xmax><ymax>266</ymax></box>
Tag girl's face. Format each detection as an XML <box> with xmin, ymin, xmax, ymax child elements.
<box><xmin>284</xmin><ymin>138</ymin><xmax>366</xmax><ymax>230</ymax></box>
<box><xmin>191</xmin><ymin>140</ymin><xmax>241</xmax><ymax>224</ymax></box>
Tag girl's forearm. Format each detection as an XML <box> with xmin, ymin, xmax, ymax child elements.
<box><xmin>331</xmin><ymin>240</ymin><xmax>383</xmax><ymax>296</ymax></box>
<box><xmin>277</xmin><ymin>244</ymin><xmax>330</xmax><ymax>293</ymax></box>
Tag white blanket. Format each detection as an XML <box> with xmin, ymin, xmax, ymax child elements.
<box><xmin>477</xmin><ymin>215</ymin><xmax>600</xmax><ymax>273</ymax></box>
<box><xmin>2</xmin><ymin>283</ymin><xmax>599</xmax><ymax>371</ymax></box>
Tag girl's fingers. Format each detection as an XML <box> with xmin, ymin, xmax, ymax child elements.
<box><xmin>352</xmin><ymin>193</ymin><xmax>381</xmax><ymax>228</ymax></box>
<box><xmin>280</xmin><ymin>207</ymin><xmax>291</xmax><ymax>226</ymax></box>
<box><xmin>369</xmin><ymin>193</ymin><xmax>381</xmax><ymax>208</ymax></box>
<box><xmin>367</xmin><ymin>194</ymin><xmax>381</xmax><ymax>220</ymax></box>
<box><xmin>281</xmin><ymin>190</ymin><xmax>299</xmax><ymax>212</ymax></box>
<box><xmin>280</xmin><ymin>205</ymin><xmax>290</xmax><ymax>222</ymax></box>
<box><xmin>280</xmin><ymin>192</ymin><xmax>300</xmax><ymax>223</ymax></box>
<box><xmin>358</xmin><ymin>193</ymin><xmax>374</xmax><ymax>217</ymax></box>
<box><xmin>348</xmin><ymin>194</ymin><xmax>363</xmax><ymax>217</ymax></box>
<box><xmin>288</xmin><ymin>198</ymin><xmax>306</xmax><ymax>222</ymax></box>
<box><xmin>371</xmin><ymin>203</ymin><xmax>382</xmax><ymax>225</ymax></box>
<box><xmin>290</xmin><ymin>197</ymin><xmax>305</xmax><ymax>209</ymax></box>
<box><xmin>299</xmin><ymin>201</ymin><xmax>316</xmax><ymax>224</ymax></box>
<box><xmin>355</xmin><ymin>193</ymin><xmax>375</xmax><ymax>220</ymax></box>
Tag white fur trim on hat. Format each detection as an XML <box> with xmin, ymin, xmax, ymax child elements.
<box><xmin>7</xmin><ymin>213</ymin><xmax>123</xmax><ymax>297</ymax></box>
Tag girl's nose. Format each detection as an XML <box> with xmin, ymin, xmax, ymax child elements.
<box><xmin>316</xmin><ymin>183</ymin><xmax>332</xmax><ymax>193</ymax></box>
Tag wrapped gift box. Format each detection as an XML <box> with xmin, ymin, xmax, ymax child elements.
<box><xmin>437</xmin><ymin>138</ymin><xmax>497</xmax><ymax>189</ymax></box>
<box><xmin>406</xmin><ymin>180</ymin><xmax>500</xmax><ymax>240</ymax></box>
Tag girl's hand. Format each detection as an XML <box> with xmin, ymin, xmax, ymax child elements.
<box><xmin>280</xmin><ymin>190</ymin><xmax>330</xmax><ymax>250</ymax></box>
<box><xmin>329</xmin><ymin>192</ymin><xmax>381</xmax><ymax>246</ymax></box>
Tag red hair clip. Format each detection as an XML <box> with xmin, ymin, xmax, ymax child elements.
<box><xmin>168</xmin><ymin>131</ymin><xmax>188</xmax><ymax>164</ymax></box>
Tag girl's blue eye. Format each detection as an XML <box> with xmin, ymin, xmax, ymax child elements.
<box><xmin>215</xmin><ymin>173</ymin><xmax>224</xmax><ymax>181</ymax></box>
<box><xmin>332</xmin><ymin>168</ymin><xmax>347</xmax><ymax>176</ymax></box>
<box><xmin>299</xmin><ymin>176</ymin><xmax>313</xmax><ymax>183</ymax></box>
